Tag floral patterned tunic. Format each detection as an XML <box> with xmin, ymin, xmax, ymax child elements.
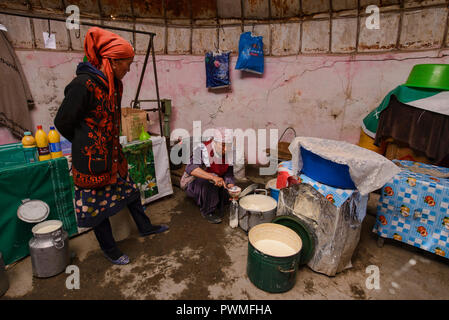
<box><xmin>55</xmin><ymin>67</ymin><xmax>127</xmax><ymax>190</ymax></box>
<box><xmin>75</xmin><ymin>174</ymin><xmax>140</xmax><ymax>228</ymax></box>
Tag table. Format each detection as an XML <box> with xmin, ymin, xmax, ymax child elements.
<box><xmin>374</xmin><ymin>93</ymin><xmax>449</xmax><ymax>166</ymax></box>
<box><xmin>373</xmin><ymin>160</ymin><xmax>449</xmax><ymax>259</ymax></box>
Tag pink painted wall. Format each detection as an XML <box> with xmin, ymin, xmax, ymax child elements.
<box><xmin>15</xmin><ymin>49</ymin><xmax>449</xmax><ymax>150</ymax></box>
<box><xmin>0</xmin><ymin>127</ymin><xmax>19</xmax><ymax>145</ymax></box>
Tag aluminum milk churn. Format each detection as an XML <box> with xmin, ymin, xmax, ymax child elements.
<box><xmin>29</xmin><ymin>220</ymin><xmax>70</xmax><ymax>278</ymax></box>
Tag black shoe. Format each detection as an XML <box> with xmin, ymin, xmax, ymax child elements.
<box><xmin>203</xmin><ymin>211</ymin><xmax>223</xmax><ymax>224</ymax></box>
<box><xmin>139</xmin><ymin>225</ymin><xmax>169</xmax><ymax>237</ymax></box>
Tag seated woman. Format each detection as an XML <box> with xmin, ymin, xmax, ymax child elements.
<box><xmin>181</xmin><ymin>128</ymin><xmax>235</xmax><ymax>224</ymax></box>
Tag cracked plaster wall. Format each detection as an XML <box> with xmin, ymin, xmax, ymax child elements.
<box><xmin>1</xmin><ymin>1</ymin><xmax>449</xmax><ymax>148</ymax></box>
<box><xmin>14</xmin><ymin>49</ymin><xmax>449</xmax><ymax>153</ymax></box>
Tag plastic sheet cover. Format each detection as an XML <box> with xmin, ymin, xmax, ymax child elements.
<box><xmin>277</xmin><ymin>183</ymin><xmax>368</xmax><ymax>276</ymax></box>
<box><xmin>288</xmin><ymin>137</ymin><xmax>401</xmax><ymax>196</ymax></box>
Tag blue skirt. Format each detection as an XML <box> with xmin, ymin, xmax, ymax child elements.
<box><xmin>74</xmin><ymin>174</ymin><xmax>140</xmax><ymax>228</ymax></box>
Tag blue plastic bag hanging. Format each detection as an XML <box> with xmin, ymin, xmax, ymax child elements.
<box><xmin>205</xmin><ymin>51</ymin><xmax>231</xmax><ymax>89</ymax></box>
<box><xmin>235</xmin><ymin>32</ymin><xmax>264</xmax><ymax>74</ymax></box>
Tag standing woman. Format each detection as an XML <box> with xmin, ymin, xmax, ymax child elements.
<box><xmin>55</xmin><ymin>27</ymin><xmax>168</xmax><ymax>265</ymax></box>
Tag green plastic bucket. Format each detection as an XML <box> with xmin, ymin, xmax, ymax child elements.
<box><xmin>272</xmin><ymin>215</ymin><xmax>315</xmax><ymax>265</ymax></box>
<box><xmin>405</xmin><ymin>64</ymin><xmax>449</xmax><ymax>90</ymax></box>
<box><xmin>247</xmin><ymin>223</ymin><xmax>302</xmax><ymax>293</ymax></box>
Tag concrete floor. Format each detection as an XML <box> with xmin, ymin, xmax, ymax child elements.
<box><xmin>2</xmin><ymin>169</ymin><xmax>449</xmax><ymax>300</ymax></box>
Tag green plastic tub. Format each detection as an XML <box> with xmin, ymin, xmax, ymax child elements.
<box><xmin>405</xmin><ymin>64</ymin><xmax>449</xmax><ymax>90</ymax></box>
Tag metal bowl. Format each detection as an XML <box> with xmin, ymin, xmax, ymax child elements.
<box><xmin>228</xmin><ymin>186</ymin><xmax>241</xmax><ymax>198</ymax></box>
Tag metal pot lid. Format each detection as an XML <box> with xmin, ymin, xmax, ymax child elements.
<box><xmin>17</xmin><ymin>199</ymin><xmax>50</xmax><ymax>223</ymax></box>
<box><xmin>238</xmin><ymin>183</ymin><xmax>259</xmax><ymax>199</ymax></box>
<box><xmin>272</xmin><ymin>215</ymin><xmax>315</xmax><ymax>265</ymax></box>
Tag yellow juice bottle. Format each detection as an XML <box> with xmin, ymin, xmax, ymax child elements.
<box><xmin>35</xmin><ymin>125</ymin><xmax>52</xmax><ymax>161</ymax></box>
<box><xmin>48</xmin><ymin>126</ymin><xmax>63</xmax><ymax>159</ymax></box>
<box><xmin>21</xmin><ymin>131</ymin><xmax>38</xmax><ymax>163</ymax></box>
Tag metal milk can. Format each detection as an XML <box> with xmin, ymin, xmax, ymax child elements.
<box><xmin>29</xmin><ymin>220</ymin><xmax>70</xmax><ymax>278</ymax></box>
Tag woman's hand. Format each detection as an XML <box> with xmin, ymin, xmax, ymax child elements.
<box><xmin>227</xmin><ymin>183</ymin><xmax>234</xmax><ymax>189</ymax></box>
<box><xmin>212</xmin><ymin>176</ymin><xmax>225</xmax><ymax>187</ymax></box>
<box><xmin>190</xmin><ymin>167</ymin><xmax>226</xmax><ymax>187</ymax></box>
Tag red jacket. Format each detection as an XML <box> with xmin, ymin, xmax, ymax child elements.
<box><xmin>55</xmin><ymin>71</ymin><xmax>127</xmax><ymax>189</ymax></box>
<box><xmin>203</xmin><ymin>140</ymin><xmax>229</xmax><ymax>176</ymax></box>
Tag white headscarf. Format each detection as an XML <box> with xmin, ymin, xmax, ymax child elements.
<box><xmin>212</xmin><ymin>127</ymin><xmax>233</xmax><ymax>161</ymax></box>
<box><xmin>213</xmin><ymin>127</ymin><xmax>233</xmax><ymax>144</ymax></box>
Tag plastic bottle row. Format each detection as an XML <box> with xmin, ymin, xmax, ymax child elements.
<box><xmin>22</xmin><ymin>126</ymin><xmax>63</xmax><ymax>163</ymax></box>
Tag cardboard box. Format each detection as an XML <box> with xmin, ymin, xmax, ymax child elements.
<box><xmin>121</xmin><ymin>107</ymin><xmax>148</xmax><ymax>143</ymax></box>
<box><xmin>385</xmin><ymin>140</ymin><xmax>431</xmax><ymax>164</ymax></box>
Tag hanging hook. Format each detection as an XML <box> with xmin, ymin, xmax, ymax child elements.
<box><xmin>216</xmin><ymin>26</ymin><xmax>224</xmax><ymax>54</ymax></box>
<box><xmin>75</xmin><ymin>28</ymin><xmax>80</xmax><ymax>39</ymax></box>
<box><xmin>252</xmin><ymin>23</ymin><xmax>255</xmax><ymax>34</ymax></box>
<box><xmin>47</xmin><ymin>19</ymin><xmax>51</xmax><ymax>35</ymax></box>
<box><xmin>214</xmin><ymin>40</ymin><xmax>219</xmax><ymax>54</ymax></box>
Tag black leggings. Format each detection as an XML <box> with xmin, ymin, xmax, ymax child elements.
<box><xmin>93</xmin><ymin>194</ymin><xmax>153</xmax><ymax>260</ymax></box>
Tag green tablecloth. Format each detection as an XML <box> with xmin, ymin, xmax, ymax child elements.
<box><xmin>0</xmin><ymin>155</ymin><xmax>78</xmax><ymax>265</ymax></box>
<box><xmin>0</xmin><ymin>142</ymin><xmax>26</xmax><ymax>168</ymax></box>
<box><xmin>362</xmin><ymin>85</ymin><xmax>442</xmax><ymax>138</ymax></box>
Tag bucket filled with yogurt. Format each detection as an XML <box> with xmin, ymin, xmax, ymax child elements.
<box><xmin>247</xmin><ymin>223</ymin><xmax>302</xmax><ymax>293</ymax></box>
<box><xmin>238</xmin><ymin>189</ymin><xmax>278</xmax><ymax>232</ymax></box>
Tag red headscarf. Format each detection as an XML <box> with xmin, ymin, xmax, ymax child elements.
<box><xmin>84</xmin><ymin>27</ymin><xmax>134</xmax><ymax>102</ymax></box>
